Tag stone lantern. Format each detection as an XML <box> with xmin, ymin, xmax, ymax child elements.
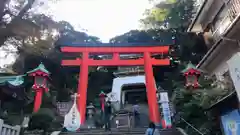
<box><xmin>86</xmin><ymin>103</ymin><xmax>96</xmax><ymax>128</ymax></box>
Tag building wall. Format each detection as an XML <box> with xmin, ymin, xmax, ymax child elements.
<box><xmin>110</xmin><ymin>75</ymin><xmax>157</xmax><ymax>110</ymax></box>
<box><xmin>207</xmin><ymin>43</ymin><xmax>240</xmax><ymax>79</ymax></box>
<box><xmin>200</xmin><ymin>0</ymin><xmax>225</xmax><ymax>30</ymax></box>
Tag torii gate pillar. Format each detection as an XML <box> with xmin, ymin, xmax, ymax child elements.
<box><xmin>144</xmin><ymin>52</ymin><xmax>160</xmax><ymax>122</ymax></box>
<box><xmin>77</xmin><ymin>52</ymin><xmax>89</xmax><ymax>124</ymax></box>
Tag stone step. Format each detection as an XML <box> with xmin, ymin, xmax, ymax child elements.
<box><xmin>59</xmin><ymin>128</ymin><xmax>183</xmax><ymax>135</ymax></box>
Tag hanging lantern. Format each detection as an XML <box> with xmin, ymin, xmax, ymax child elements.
<box><xmin>181</xmin><ymin>62</ymin><xmax>202</xmax><ymax>89</ymax></box>
<box><xmin>27</xmin><ymin>63</ymin><xmax>50</xmax><ymax>112</ymax></box>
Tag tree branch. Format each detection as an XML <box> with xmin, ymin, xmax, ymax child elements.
<box><xmin>17</xmin><ymin>0</ymin><xmax>36</xmax><ymax>18</ymax></box>
<box><xmin>0</xmin><ymin>0</ymin><xmax>9</xmax><ymax>21</ymax></box>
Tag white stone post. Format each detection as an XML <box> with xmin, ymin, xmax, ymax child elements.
<box><xmin>0</xmin><ymin>119</ymin><xmax>3</xmax><ymax>134</ymax></box>
<box><xmin>15</xmin><ymin>125</ymin><xmax>21</xmax><ymax>135</ymax></box>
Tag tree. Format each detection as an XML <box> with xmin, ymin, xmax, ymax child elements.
<box><xmin>0</xmin><ymin>0</ymin><xmax>49</xmax><ymax>46</ymax></box>
<box><xmin>12</xmin><ymin>19</ymin><xmax>102</xmax><ymax>101</ymax></box>
<box><xmin>0</xmin><ymin>0</ymin><xmax>62</xmax><ymax>69</ymax></box>
<box><xmin>172</xmin><ymin>76</ymin><xmax>232</xmax><ymax>135</ymax></box>
<box><xmin>141</xmin><ymin>0</ymin><xmax>195</xmax><ymax>30</ymax></box>
<box><xmin>0</xmin><ymin>8</ymin><xmax>104</xmax><ymax>125</ymax></box>
<box><xmin>109</xmin><ymin>29</ymin><xmax>207</xmax><ymax>83</ymax></box>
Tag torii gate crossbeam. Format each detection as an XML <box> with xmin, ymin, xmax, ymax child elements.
<box><xmin>61</xmin><ymin>45</ymin><xmax>170</xmax><ymax>125</ymax></box>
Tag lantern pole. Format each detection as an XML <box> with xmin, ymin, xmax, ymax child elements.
<box><xmin>33</xmin><ymin>88</ymin><xmax>43</xmax><ymax>112</ymax></box>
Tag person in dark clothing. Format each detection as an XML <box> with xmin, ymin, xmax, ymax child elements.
<box><xmin>132</xmin><ymin>101</ymin><xmax>140</xmax><ymax>127</ymax></box>
<box><xmin>104</xmin><ymin>101</ymin><xmax>112</xmax><ymax>131</ymax></box>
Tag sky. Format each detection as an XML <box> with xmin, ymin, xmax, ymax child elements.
<box><xmin>49</xmin><ymin>0</ymin><xmax>152</xmax><ymax>42</ymax></box>
<box><xmin>0</xmin><ymin>0</ymin><xmax>155</xmax><ymax>68</ymax></box>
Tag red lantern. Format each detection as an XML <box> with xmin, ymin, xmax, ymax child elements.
<box><xmin>181</xmin><ymin>62</ymin><xmax>201</xmax><ymax>89</ymax></box>
<box><xmin>99</xmin><ymin>91</ymin><xmax>106</xmax><ymax>111</ymax></box>
<box><xmin>27</xmin><ymin>63</ymin><xmax>50</xmax><ymax>112</ymax></box>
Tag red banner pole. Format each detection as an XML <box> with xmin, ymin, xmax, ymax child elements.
<box><xmin>144</xmin><ymin>52</ymin><xmax>160</xmax><ymax>124</ymax></box>
<box><xmin>77</xmin><ymin>52</ymin><xmax>89</xmax><ymax>124</ymax></box>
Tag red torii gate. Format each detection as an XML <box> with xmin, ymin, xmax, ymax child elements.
<box><xmin>60</xmin><ymin>44</ymin><xmax>170</xmax><ymax>124</ymax></box>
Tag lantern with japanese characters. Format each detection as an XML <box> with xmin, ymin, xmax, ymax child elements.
<box><xmin>27</xmin><ymin>63</ymin><xmax>50</xmax><ymax>112</ymax></box>
<box><xmin>99</xmin><ymin>91</ymin><xmax>106</xmax><ymax>112</ymax></box>
<box><xmin>181</xmin><ymin>63</ymin><xmax>201</xmax><ymax>88</ymax></box>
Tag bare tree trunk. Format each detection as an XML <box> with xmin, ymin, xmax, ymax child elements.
<box><xmin>17</xmin><ymin>0</ymin><xmax>36</xmax><ymax>18</ymax></box>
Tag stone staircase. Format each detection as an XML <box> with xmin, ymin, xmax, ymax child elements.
<box><xmin>58</xmin><ymin>103</ymin><xmax>186</xmax><ymax>135</ymax></box>
<box><xmin>59</xmin><ymin>128</ymin><xmax>184</xmax><ymax>135</ymax></box>
<box><xmin>122</xmin><ymin>103</ymin><xmax>149</xmax><ymax>127</ymax></box>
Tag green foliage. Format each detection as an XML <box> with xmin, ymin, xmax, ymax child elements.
<box><xmin>141</xmin><ymin>0</ymin><xmax>195</xmax><ymax>29</ymax></box>
<box><xmin>28</xmin><ymin>108</ymin><xmax>55</xmax><ymax>134</ymax></box>
<box><xmin>172</xmin><ymin>76</ymin><xmax>230</xmax><ymax>135</ymax></box>
<box><xmin>0</xmin><ymin>0</ymin><xmax>61</xmax><ymax>47</ymax></box>
<box><xmin>10</xmin><ymin>13</ymin><xmax>102</xmax><ymax>102</ymax></box>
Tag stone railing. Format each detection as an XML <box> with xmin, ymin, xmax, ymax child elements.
<box><xmin>0</xmin><ymin>119</ymin><xmax>21</xmax><ymax>135</ymax></box>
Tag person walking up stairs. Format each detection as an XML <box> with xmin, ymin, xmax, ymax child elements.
<box><xmin>145</xmin><ymin>122</ymin><xmax>160</xmax><ymax>135</ymax></box>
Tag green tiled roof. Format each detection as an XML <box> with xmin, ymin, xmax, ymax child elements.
<box><xmin>0</xmin><ymin>75</ymin><xmax>25</xmax><ymax>86</ymax></box>
<box><xmin>27</xmin><ymin>63</ymin><xmax>50</xmax><ymax>74</ymax></box>
<box><xmin>99</xmin><ymin>91</ymin><xmax>106</xmax><ymax>96</ymax></box>
<box><xmin>181</xmin><ymin>63</ymin><xmax>200</xmax><ymax>73</ymax></box>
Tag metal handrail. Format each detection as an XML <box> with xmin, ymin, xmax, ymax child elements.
<box><xmin>180</xmin><ymin>117</ymin><xmax>204</xmax><ymax>135</ymax></box>
<box><xmin>113</xmin><ymin>112</ymin><xmax>133</xmax><ymax>129</ymax></box>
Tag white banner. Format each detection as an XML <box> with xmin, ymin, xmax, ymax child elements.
<box><xmin>160</xmin><ymin>92</ymin><xmax>169</xmax><ymax>103</ymax></box>
<box><xmin>162</xmin><ymin>102</ymin><xmax>172</xmax><ymax>127</ymax></box>
<box><xmin>227</xmin><ymin>52</ymin><xmax>240</xmax><ymax>101</ymax></box>
<box><xmin>64</xmin><ymin>94</ymin><xmax>81</xmax><ymax>131</ymax></box>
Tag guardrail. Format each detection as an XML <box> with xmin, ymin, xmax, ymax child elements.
<box><xmin>0</xmin><ymin>119</ymin><xmax>21</xmax><ymax>135</ymax></box>
<box><xmin>177</xmin><ymin>128</ymin><xmax>189</xmax><ymax>135</ymax></box>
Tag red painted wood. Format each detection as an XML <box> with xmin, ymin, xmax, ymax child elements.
<box><xmin>77</xmin><ymin>52</ymin><xmax>89</xmax><ymax>124</ymax></box>
<box><xmin>62</xmin><ymin>58</ymin><xmax>170</xmax><ymax>66</ymax></box>
<box><xmin>151</xmin><ymin>58</ymin><xmax>170</xmax><ymax>65</ymax></box>
<box><xmin>60</xmin><ymin>45</ymin><xmax>170</xmax><ymax>125</ymax></box>
<box><xmin>61</xmin><ymin>59</ymin><xmax>82</xmax><ymax>66</ymax></box>
<box><xmin>28</xmin><ymin>70</ymin><xmax>49</xmax><ymax>77</ymax></box>
<box><xmin>112</xmin><ymin>52</ymin><xmax>119</xmax><ymax>60</ymax></box>
<box><xmin>33</xmin><ymin>89</ymin><xmax>43</xmax><ymax>113</ymax></box>
<box><xmin>61</xmin><ymin>46</ymin><xmax>169</xmax><ymax>53</ymax></box>
<box><xmin>144</xmin><ymin>52</ymin><xmax>160</xmax><ymax>124</ymax></box>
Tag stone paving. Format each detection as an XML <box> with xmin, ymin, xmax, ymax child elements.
<box><xmin>59</xmin><ymin>128</ymin><xmax>184</xmax><ymax>135</ymax></box>
<box><xmin>58</xmin><ymin>104</ymin><xmax>185</xmax><ymax>135</ymax></box>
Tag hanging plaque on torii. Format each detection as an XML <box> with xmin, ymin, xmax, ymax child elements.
<box><xmin>60</xmin><ymin>43</ymin><xmax>171</xmax><ymax>125</ymax></box>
